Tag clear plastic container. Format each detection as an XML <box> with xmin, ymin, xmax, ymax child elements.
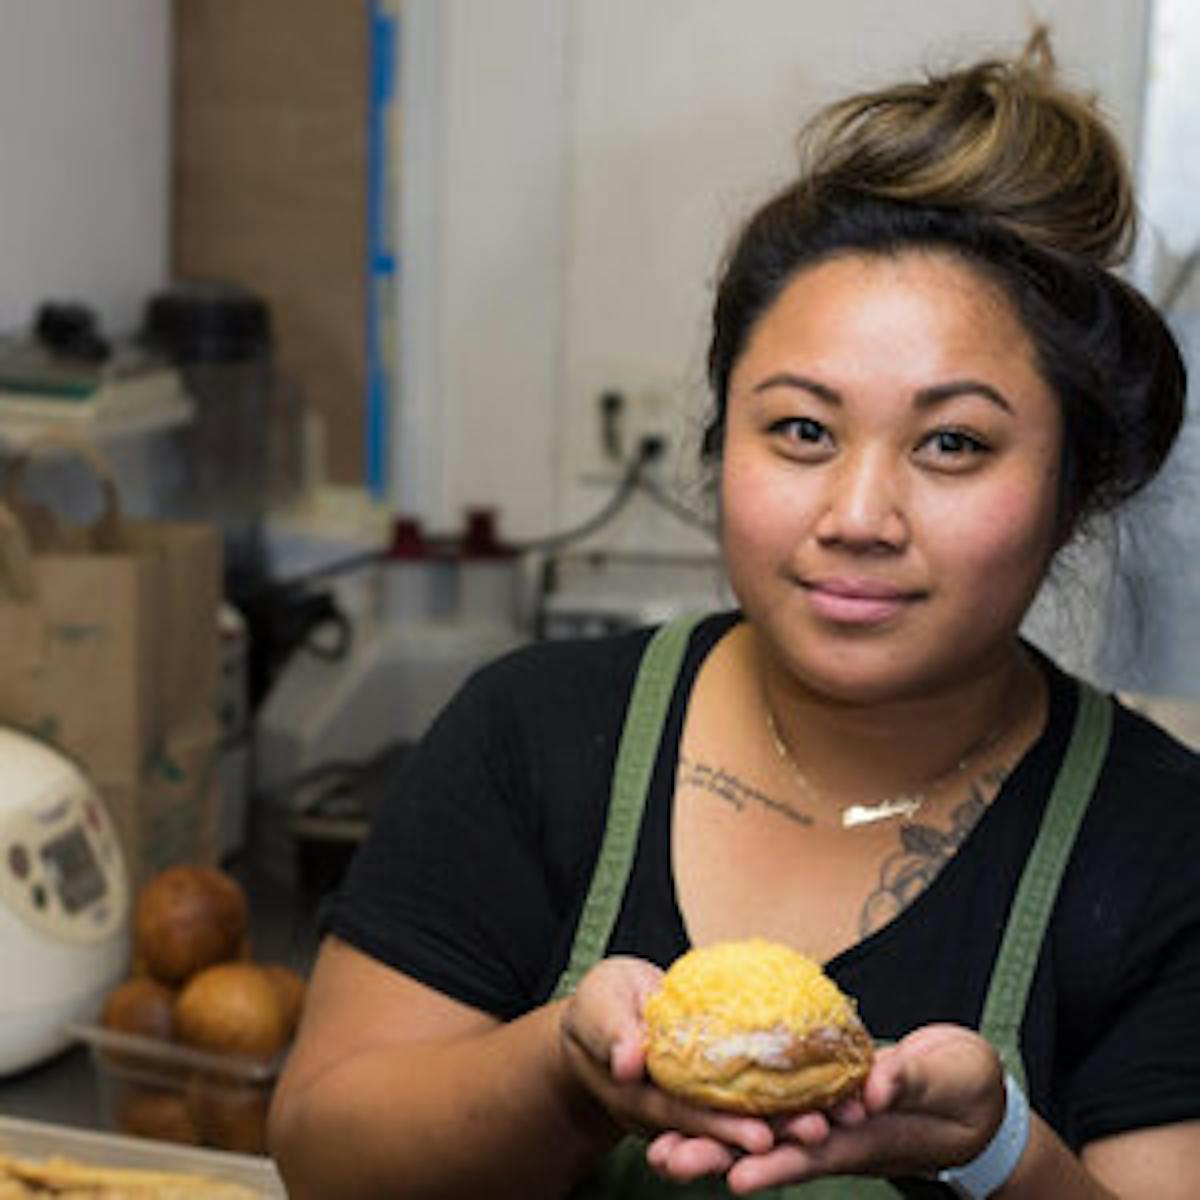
<box><xmin>69</xmin><ymin>1023</ymin><xmax>284</xmax><ymax>1157</ymax></box>
<box><xmin>140</xmin><ymin>280</ymin><xmax>305</xmax><ymax>591</ymax></box>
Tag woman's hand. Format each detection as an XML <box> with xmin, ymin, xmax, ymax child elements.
<box><xmin>559</xmin><ymin>956</ymin><xmax>777</xmax><ymax>1168</ymax></box>
<box><xmin>648</xmin><ymin>1024</ymin><xmax>1006</xmax><ymax>1193</ymax></box>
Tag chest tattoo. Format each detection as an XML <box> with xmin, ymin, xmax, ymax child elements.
<box><xmin>859</xmin><ymin>765</ymin><xmax>1008</xmax><ymax>937</ymax></box>
<box><xmin>678</xmin><ymin>754</ymin><xmax>815</xmax><ymax>827</ymax></box>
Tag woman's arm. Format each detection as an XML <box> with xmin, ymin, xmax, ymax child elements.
<box><xmin>1081</xmin><ymin>1121</ymin><xmax>1200</xmax><ymax>1199</ymax></box>
<box><xmin>267</xmin><ymin>937</ymin><xmax>611</xmax><ymax>1200</ymax></box>
<box><xmin>268</xmin><ymin>939</ymin><xmax>776</xmax><ymax>1200</ymax></box>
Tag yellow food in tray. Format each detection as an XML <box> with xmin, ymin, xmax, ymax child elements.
<box><xmin>0</xmin><ymin>1116</ymin><xmax>281</xmax><ymax>1199</ymax></box>
<box><xmin>0</xmin><ymin>1148</ymin><xmax>262</xmax><ymax>1197</ymax></box>
<box><xmin>644</xmin><ymin>938</ymin><xmax>875</xmax><ymax>1114</ymax></box>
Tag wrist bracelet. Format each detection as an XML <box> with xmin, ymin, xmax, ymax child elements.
<box><xmin>937</xmin><ymin>1072</ymin><xmax>1030</xmax><ymax>1199</ymax></box>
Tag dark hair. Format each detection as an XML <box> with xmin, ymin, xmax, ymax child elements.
<box><xmin>702</xmin><ymin>32</ymin><xmax>1186</xmax><ymax>534</ymax></box>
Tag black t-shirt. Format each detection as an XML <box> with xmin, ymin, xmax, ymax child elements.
<box><xmin>325</xmin><ymin>612</ymin><xmax>1200</xmax><ymax>1151</ymax></box>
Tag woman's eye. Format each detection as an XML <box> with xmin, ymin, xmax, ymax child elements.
<box><xmin>772</xmin><ymin>416</ymin><xmax>830</xmax><ymax>446</ymax></box>
<box><xmin>916</xmin><ymin>428</ymin><xmax>991</xmax><ymax>467</ymax></box>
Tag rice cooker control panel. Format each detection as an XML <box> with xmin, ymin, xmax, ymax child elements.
<box><xmin>0</xmin><ymin>786</ymin><xmax>127</xmax><ymax>945</ymax></box>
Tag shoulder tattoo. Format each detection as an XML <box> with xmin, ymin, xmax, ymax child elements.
<box><xmin>859</xmin><ymin>766</ymin><xmax>1009</xmax><ymax>937</ymax></box>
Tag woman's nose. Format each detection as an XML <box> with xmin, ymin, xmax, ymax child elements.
<box><xmin>814</xmin><ymin>449</ymin><xmax>908</xmax><ymax>549</ymax></box>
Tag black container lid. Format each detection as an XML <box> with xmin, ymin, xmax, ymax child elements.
<box><xmin>141</xmin><ymin>280</ymin><xmax>273</xmax><ymax>363</ymax></box>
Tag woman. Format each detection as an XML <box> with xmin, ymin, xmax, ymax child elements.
<box><xmin>269</xmin><ymin>31</ymin><xmax>1200</xmax><ymax>1198</ymax></box>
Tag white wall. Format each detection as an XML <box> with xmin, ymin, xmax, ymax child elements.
<box><xmin>0</xmin><ymin>1</ymin><xmax>171</xmax><ymax>337</ymax></box>
<box><xmin>395</xmin><ymin>0</ymin><xmax>1149</xmax><ymax>546</ymax></box>
<box><xmin>394</xmin><ymin>0</ymin><xmax>570</xmax><ymax>538</ymax></box>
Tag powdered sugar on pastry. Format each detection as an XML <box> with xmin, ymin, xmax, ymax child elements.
<box><xmin>702</xmin><ymin>1026</ymin><xmax>795</xmax><ymax>1069</ymax></box>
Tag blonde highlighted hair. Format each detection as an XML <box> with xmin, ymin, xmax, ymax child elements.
<box><xmin>799</xmin><ymin>28</ymin><xmax>1133</xmax><ymax>267</ymax></box>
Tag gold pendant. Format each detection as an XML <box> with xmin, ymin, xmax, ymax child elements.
<box><xmin>841</xmin><ymin>795</ymin><xmax>924</xmax><ymax>828</ymax></box>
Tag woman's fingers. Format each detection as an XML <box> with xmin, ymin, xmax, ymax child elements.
<box><xmin>726</xmin><ymin>1141</ymin><xmax>821</xmax><ymax>1193</ymax></box>
<box><xmin>638</xmin><ymin>1094</ymin><xmax>774</xmax><ymax>1157</ymax></box>
<box><xmin>562</xmin><ymin>957</ymin><xmax>663</xmax><ymax>1064</ymax></box>
<box><xmin>774</xmin><ymin>1110</ymin><xmax>833</xmax><ymax>1145</ymax></box>
<box><xmin>561</xmin><ymin>957</ymin><xmax>777</xmax><ymax>1161</ymax></box>
<box><xmin>863</xmin><ymin>1025</ymin><xmax>1005</xmax><ymax>1135</ymax></box>
<box><xmin>608</xmin><ymin>1030</ymin><xmax>648</xmax><ymax>1082</ymax></box>
<box><xmin>831</xmin><ymin>1096</ymin><xmax>868</xmax><ymax>1127</ymax></box>
<box><xmin>725</xmin><ymin>1115</ymin><xmax>927</xmax><ymax>1192</ymax></box>
<box><xmin>722</xmin><ymin>1024</ymin><xmax>1010</xmax><ymax>1192</ymax></box>
<box><xmin>647</xmin><ymin>1131</ymin><xmax>738</xmax><ymax>1180</ymax></box>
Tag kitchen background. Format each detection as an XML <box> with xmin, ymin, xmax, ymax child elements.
<box><xmin>4</xmin><ymin>0</ymin><xmax>1193</xmax><ymax>656</ymax></box>
<box><xmin>0</xmin><ymin>0</ymin><xmax>1196</xmax><ymax>1169</ymax></box>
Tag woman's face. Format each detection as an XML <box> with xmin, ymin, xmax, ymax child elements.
<box><xmin>720</xmin><ymin>250</ymin><xmax>1063</xmax><ymax>704</ymax></box>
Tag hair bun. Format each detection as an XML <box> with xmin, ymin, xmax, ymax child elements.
<box><xmin>799</xmin><ymin>27</ymin><xmax>1134</xmax><ymax>267</ymax></box>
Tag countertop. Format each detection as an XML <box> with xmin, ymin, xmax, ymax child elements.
<box><xmin>0</xmin><ymin>857</ymin><xmax>324</xmax><ymax>1135</ymax></box>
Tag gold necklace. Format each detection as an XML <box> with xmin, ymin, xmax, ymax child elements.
<box><xmin>764</xmin><ymin>704</ymin><xmax>1013</xmax><ymax>829</ymax></box>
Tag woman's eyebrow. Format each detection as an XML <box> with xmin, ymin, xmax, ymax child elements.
<box><xmin>751</xmin><ymin>373</ymin><xmax>840</xmax><ymax>403</ymax></box>
<box><xmin>915</xmin><ymin>379</ymin><xmax>1014</xmax><ymax>413</ymax></box>
<box><xmin>752</xmin><ymin>373</ymin><xmax>1014</xmax><ymax>414</ymax></box>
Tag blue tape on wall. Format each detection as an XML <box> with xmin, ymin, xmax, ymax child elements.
<box><xmin>366</xmin><ymin>1</ymin><xmax>398</xmax><ymax>499</ymax></box>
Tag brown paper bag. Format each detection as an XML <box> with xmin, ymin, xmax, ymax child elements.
<box><xmin>120</xmin><ymin>520</ymin><xmax>224</xmax><ymax>882</ymax></box>
<box><xmin>0</xmin><ymin>437</ymin><xmax>224</xmax><ymax>886</ymax></box>
<box><xmin>0</xmin><ymin>506</ymin><xmax>52</xmax><ymax>724</ymax></box>
<box><xmin>104</xmin><ymin>733</ymin><xmax>223</xmax><ymax>886</ymax></box>
<box><xmin>0</xmin><ymin>503</ymin><xmax>159</xmax><ymax>783</ymax></box>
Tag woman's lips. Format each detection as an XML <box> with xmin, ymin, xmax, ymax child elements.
<box><xmin>801</xmin><ymin>577</ymin><xmax>921</xmax><ymax>625</ymax></box>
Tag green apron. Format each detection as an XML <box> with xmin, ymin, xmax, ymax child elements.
<box><xmin>555</xmin><ymin>616</ymin><xmax>1113</xmax><ymax>1198</ymax></box>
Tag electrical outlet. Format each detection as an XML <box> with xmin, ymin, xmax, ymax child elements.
<box><xmin>569</xmin><ymin>365</ymin><xmax>682</xmax><ymax>486</ymax></box>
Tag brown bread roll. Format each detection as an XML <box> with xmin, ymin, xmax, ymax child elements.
<box><xmin>175</xmin><ymin>962</ymin><xmax>288</xmax><ymax>1060</ymax></box>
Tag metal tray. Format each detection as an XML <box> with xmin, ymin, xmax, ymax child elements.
<box><xmin>0</xmin><ymin>1114</ymin><xmax>285</xmax><ymax>1196</ymax></box>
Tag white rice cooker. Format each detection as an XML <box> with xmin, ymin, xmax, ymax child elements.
<box><xmin>0</xmin><ymin>728</ymin><xmax>130</xmax><ymax>1075</ymax></box>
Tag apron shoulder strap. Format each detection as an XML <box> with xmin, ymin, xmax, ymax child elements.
<box><xmin>980</xmin><ymin>680</ymin><xmax>1114</xmax><ymax>1087</ymax></box>
<box><xmin>554</xmin><ymin>614</ymin><xmax>703</xmax><ymax>999</ymax></box>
